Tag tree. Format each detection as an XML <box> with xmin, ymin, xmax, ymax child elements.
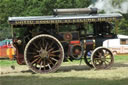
<box><xmin>0</xmin><ymin>0</ymin><xmax>127</xmax><ymax>40</ymax></box>
<box><xmin>118</xmin><ymin>13</ymin><xmax>128</xmax><ymax>35</ymax></box>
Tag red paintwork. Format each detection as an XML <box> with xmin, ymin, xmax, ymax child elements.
<box><xmin>14</xmin><ymin>46</ymin><xmax>25</xmax><ymax>65</ymax></box>
<box><xmin>70</xmin><ymin>40</ymin><xmax>80</xmax><ymax>44</ymax></box>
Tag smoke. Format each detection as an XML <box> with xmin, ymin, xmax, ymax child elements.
<box><xmin>89</xmin><ymin>0</ymin><xmax>128</xmax><ymax>14</ymax></box>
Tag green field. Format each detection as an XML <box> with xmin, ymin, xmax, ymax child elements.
<box><xmin>0</xmin><ymin>55</ymin><xmax>128</xmax><ymax>85</ymax></box>
<box><xmin>0</xmin><ymin>55</ymin><xmax>128</xmax><ymax>66</ymax></box>
<box><xmin>114</xmin><ymin>55</ymin><xmax>128</xmax><ymax>61</ymax></box>
<box><xmin>0</xmin><ymin>55</ymin><xmax>128</xmax><ymax>67</ymax></box>
<box><xmin>1</xmin><ymin>76</ymin><xmax>128</xmax><ymax>85</ymax></box>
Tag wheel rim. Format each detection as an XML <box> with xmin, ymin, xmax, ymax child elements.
<box><xmin>84</xmin><ymin>50</ymin><xmax>94</xmax><ymax>68</ymax></box>
<box><xmin>71</xmin><ymin>44</ymin><xmax>83</xmax><ymax>60</ymax></box>
<box><xmin>24</xmin><ymin>34</ymin><xmax>64</xmax><ymax>73</ymax></box>
<box><xmin>91</xmin><ymin>47</ymin><xmax>114</xmax><ymax>69</ymax></box>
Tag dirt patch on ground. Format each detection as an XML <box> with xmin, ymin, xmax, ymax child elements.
<box><xmin>0</xmin><ymin>62</ymin><xmax>128</xmax><ymax>76</ymax></box>
<box><xmin>0</xmin><ymin>65</ymin><xmax>29</xmax><ymax>75</ymax></box>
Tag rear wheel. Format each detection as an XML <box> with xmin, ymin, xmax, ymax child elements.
<box><xmin>24</xmin><ymin>34</ymin><xmax>64</xmax><ymax>73</ymax></box>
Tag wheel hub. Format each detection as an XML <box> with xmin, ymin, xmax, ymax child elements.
<box><xmin>39</xmin><ymin>48</ymin><xmax>48</xmax><ymax>59</ymax></box>
<box><xmin>101</xmin><ymin>56</ymin><xmax>106</xmax><ymax>62</ymax></box>
<box><xmin>101</xmin><ymin>58</ymin><xmax>106</xmax><ymax>62</ymax></box>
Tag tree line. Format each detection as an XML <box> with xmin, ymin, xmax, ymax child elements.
<box><xmin>0</xmin><ymin>0</ymin><xmax>127</xmax><ymax>39</ymax></box>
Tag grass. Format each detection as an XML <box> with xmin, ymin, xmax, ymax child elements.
<box><xmin>0</xmin><ymin>60</ymin><xmax>17</xmax><ymax>67</ymax></box>
<box><xmin>0</xmin><ymin>54</ymin><xmax>128</xmax><ymax>85</ymax></box>
<box><xmin>1</xmin><ymin>76</ymin><xmax>128</xmax><ymax>85</ymax></box>
<box><xmin>0</xmin><ymin>54</ymin><xmax>128</xmax><ymax>67</ymax></box>
<box><xmin>114</xmin><ymin>55</ymin><xmax>128</xmax><ymax>62</ymax></box>
<box><xmin>1</xmin><ymin>66</ymin><xmax>128</xmax><ymax>85</ymax></box>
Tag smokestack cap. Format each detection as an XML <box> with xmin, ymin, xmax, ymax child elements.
<box><xmin>90</xmin><ymin>8</ymin><xmax>98</xmax><ymax>14</ymax></box>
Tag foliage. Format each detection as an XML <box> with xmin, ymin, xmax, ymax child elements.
<box><xmin>118</xmin><ymin>13</ymin><xmax>128</xmax><ymax>35</ymax></box>
<box><xmin>0</xmin><ymin>0</ymin><xmax>127</xmax><ymax>39</ymax></box>
<box><xmin>0</xmin><ymin>0</ymin><xmax>91</xmax><ymax>39</ymax></box>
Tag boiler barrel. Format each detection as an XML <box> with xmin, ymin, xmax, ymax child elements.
<box><xmin>53</xmin><ymin>8</ymin><xmax>97</xmax><ymax>15</ymax></box>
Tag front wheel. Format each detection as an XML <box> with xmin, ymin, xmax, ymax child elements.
<box><xmin>84</xmin><ymin>50</ymin><xmax>93</xmax><ymax>68</ymax></box>
<box><xmin>24</xmin><ymin>34</ymin><xmax>64</xmax><ymax>73</ymax></box>
<box><xmin>91</xmin><ymin>47</ymin><xmax>114</xmax><ymax>69</ymax></box>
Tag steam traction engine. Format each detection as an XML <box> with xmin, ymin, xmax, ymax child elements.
<box><xmin>8</xmin><ymin>8</ymin><xmax>122</xmax><ymax>73</ymax></box>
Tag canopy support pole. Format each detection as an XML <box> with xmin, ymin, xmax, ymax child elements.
<box><xmin>115</xmin><ymin>20</ymin><xmax>119</xmax><ymax>34</ymax></box>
